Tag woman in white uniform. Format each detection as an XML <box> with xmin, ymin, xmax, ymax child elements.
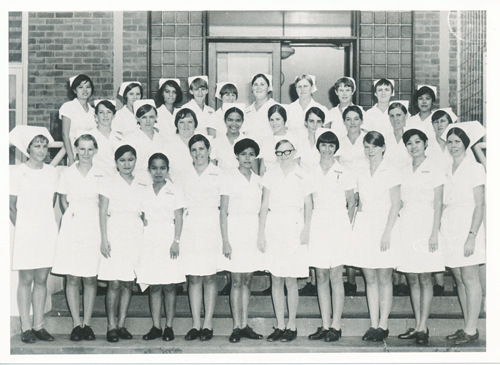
<box><xmin>351</xmin><ymin>131</ymin><xmax>401</xmax><ymax>342</ymax></box>
<box><xmin>307</xmin><ymin>129</ymin><xmax>356</xmax><ymax>343</ymax></box>
<box><xmin>364</xmin><ymin>78</ymin><xmax>394</xmax><ymax>138</ymax></box>
<box><xmin>113</xmin><ymin>81</ymin><xmax>143</xmax><ymax>137</ymax></box>
<box><xmin>182</xmin><ymin>76</ymin><xmax>215</xmax><ymax>136</ymax></box>
<box><xmin>136</xmin><ymin>153</ymin><xmax>185</xmax><ymax>342</ymax></box>
<box><xmin>60</xmin><ymin>74</ymin><xmax>96</xmax><ymax>165</ymax></box>
<box><xmin>122</xmin><ymin>100</ymin><xmax>166</xmax><ymax>181</ymax></box>
<box><xmin>286</xmin><ymin>75</ymin><xmax>329</xmax><ymax>138</ymax></box>
<box><xmin>405</xmin><ymin>85</ymin><xmax>437</xmax><ymax>138</ymax></box>
<box><xmin>155</xmin><ymin>78</ymin><xmax>183</xmax><ymax>141</ymax></box>
<box><xmin>89</xmin><ymin>100</ymin><xmax>122</xmax><ymax>176</ymax></box>
<box><xmin>52</xmin><ymin>134</ymin><xmax>104</xmax><ymax>342</ymax></box>
<box><xmin>396</xmin><ymin>129</ymin><xmax>445</xmax><ymax>345</ymax></box>
<box><xmin>10</xmin><ymin>127</ymin><xmax>58</xmax><ymax>343</ymax></box>
<box><xmin>385</xmin><ymin>101</ymin><xmax>412</xmax><ymax>170</ymax></box>
<box><xmin>219</xmin><ymin>138</ymin><xmax>265</xmax><ymax>343</ymax></box>
<box><xmin>296</xmin><ymin>107</ymin><xmax>324</xmax><ymax>173</ymax></box>
<box><xmin>440</xmin><ymin>123</ymin><xmax>485</xmax><ymax>345</ymax></box>
<box><xmin>98</xmin><ymin>144</ymin><xmax>146</xmax><ymax>342</ymax></box>
<box><xmin>179</xmin><ymin>134</ymin><xmax>223</xmax><ymax>342</ymax></box>
<box><xmin>258</xmin><ymin>138</ymin><xmax>313</xmax><ymax>342</ymax></box>
<box><xmin>212</xmin><ymin>82</ymin><xmax>239</xmax><ymax>137</ymax></box>
<box><xmin>327</xmin><ymin>77</ymin><xmax>364</xmax><ymax>137</ymax></box>
<box><xmin>243</xmin><ymin>73</ymin><xmax>277</xmax><ymax>140</ymax></box>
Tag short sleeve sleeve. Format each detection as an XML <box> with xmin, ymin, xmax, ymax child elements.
<box><xmin>431</xmin><ymin>165</ymin><xmax>447</xmax><ymax>188</ymax></box>
<box><xmin>301</xmin><ymin>173</ymin><xmax>315</xmax><ymax>197</ymax></box>
<box><xmin>386</xmin><ymin>165</ymin><xmax>402</xmax><ymax>189</ymax></box>
<box><xmin>341</xmin><ymin>168</ymin><xmax>357</xmax><ymax>191</ymax></box>
<box><xmin>57</xmin><ymin>168</ymin><xmax>70</xmax><ymax>195</ymax></box>
<box><xmin>98</xmin><ymin>176</ymin><xmax>112</xmax><ymax>198</ymax></box>
<box><xmin>261</xmin><ymin>170</ymin><xmax>274</xmax><ymax>190</ymax></box>
<box><xmin>220</xmin><ymin>171</ymin><xmax>233</xmax><ymax>196</ymax></box>
<box><xmin>174</xmin><ymin>184</ymin><xmax>186</xmax><ymax>210</ymax></box>
<box><xmin>9</xmin><ymin>165</ymin><xmax>21</xmax><ymax>196</ymax></box>
<box><xmin>59</xmin><ymin>100</ymin><xmax>74</xmax><ymax>119</ymax></box>
<box><xmin>470</xmin><ymin>162</ymin><xmax>486</xmax><ymax>188</ymax></box>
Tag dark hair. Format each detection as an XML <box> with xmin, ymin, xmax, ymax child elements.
<box><xmin>268</xmin><ymin>104</ymin><xmax>287</xmax><ymax>123</ymax></box>
<box><xmin>416</xmin><ymin>86</ymin><xmax>436</xmax><ymax>103</ymax></box>
<box><xmin>148</xmin><ymin>152</ymin><xmax>170</xmax><ymax>170</ymax></box>
<box><xmin>251</xmin><ymin>73</ymin><xmax>271</xmax><ymax>87</ymax></box>
<box><xmin>27</xmin><ymin>134</ymin><xmax>50</xmax><ymax>154</ymax></box>
<box><xmin>275</xmin><ymin>139</ymin><xmax>295</xmax><ymax>150</ymax></box>
<box><xmin>334</xmin><ymin>77</ymin><xmax>355</xmax><ymax>91</ymax></box>
<box><xmin>234</xmin><ymin>138</ymin><xmax>260</xmax><ymax>157</ymax></box>
<box><xmin>71</xmin><ymin>74</ymin><xmax>94</xmax><ymax>97</ymax></box>
<box><xmin>174</xmin><ymin>108</ymin><xmax>199</xmax><ymax>133</ymax></box>
<box><xmin>402</xmin><ymin>128</ymin><xmax>429</xmax><ymax>145</ymax></box>
<box><xmin>224</xmin><ymin>107</ymin><xmax>244</xmax><ymax>121</ymax></box>
<box><xmin>157</xmin><ymin>80</ymin><xmax>183</xmax><ymax>106</ymax></box>
<box><xmin>135</xmin><ymin>104</ymin><xmax>157</xmax><ymax>118</ymax></box>
<box><xmin>188</xmin><ymin>134</ymin><xmax>210</xmax><ymax>150</ymax></box>
<box><xmin>431</xmin><ymin>110</ymin><xmax>453</xmax><ymax>124</ymax></box>
<box><xmin>388</xmin><ymin>102</ymin><xmax>408</xmax><ymax>115</ymax></box>
<box><xmin>74</xmin><ymin>133</ymin><xmax>98</xmax><ymax>149</ymax></box>
<box><xmin>374</xmin><ymin>78</ymin><xmax>393</xmax><ymax>93</ymax></box>
<box><xmin>316</xmin><ymin>131</ymin><xmax>340</xmax><ymax>153</ymax></box>
<box><xmin>447</xmin><ymin>127</ymin><xmax>471</xmax><ymax>149</ymax></box>
<box><xmin>220</xmin><ymin>83</ymin><xmax>238</xmax><ymax>99</ymax></box>
<box><xmin>95</xmin><ymin>100</ymin><xmax>116</xmax><ymax>115</ymax></box>
<box><xmin>123</xmin><ymin>83</ymin><xmax>144</xmax><ymax>104</ymax></box>
<box><xmin>114</xmin><ymin>144</ymin><xmax>137</xmax><ymax>160</ymax></box>
<box><xmin>305</xmin><ymin>107</ymin><xmax>325</xmax><ymax>123</ymax></box>
<box><xmin>342</xmin><ymin>105</ymin><xmax>364</xmax><ymax>121</ymax></box>
<box><xmin>364</xmin><ymin>131</ymin><xmax>385</xmax><ymax>148</ymax></box>
<box><xmin>190</xmin><ymin>77</ymin><xmax>208</xmax><ymax>90</ymax></box>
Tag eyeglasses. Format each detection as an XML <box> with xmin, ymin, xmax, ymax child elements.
<box><xmin>275</xmin><ymin>149</ymin><xmax>294</xmax><ymax>156</ymax></box>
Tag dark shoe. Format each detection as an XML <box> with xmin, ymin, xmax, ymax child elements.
<box><xmin>362</xmin><ymin>327</ymin><xmax>377</xmax><ymax>341</ymax></box>
<box><xmin>298</xmin><ymin>282</ymin><xmax>317</xmax><ymax>296</ymax></box>
<box><xmin>280</xmin><ymin>328</ymin><xmax>298</xmax><ymax>342</ymax></box>
<box><xmin>453</xmin><ymin>329</ymin><xmax>479</xmax><ymax>345</ymax></box>
<box><xmin>416</xmin><ymin>328</ymin><xmax>429</xmax><ymax>345</ymax></box>
<box><xmin>116</xmin><ymin>327</ymin><xmax>133</xmax><ymax>340</ymax></box>
<box><xmin>70</xmin><ymin>326</ymin><xmax>83</xmax><ymax>341</ymax></box>
<box><xmin>33</xmin><ymin>328</ymin><xmax>54</xmax><ymax>341</ymax></box>
<box><xmin>199</xmin><ymin>328</ymin><xmax>213</xmax><ymax>341</ymax></box>
<box><xmin>433</xmin><ymin>284</ymin><xmax>444</xmax><ymax>296</ymax></box>
<box><xmin>446</xmin><ymin>329</ymin><xmax>464</xmax><ymax>340</ymax></box>
<box><xmin>373</xmin><ymin>327</ymin><xmax>389</xmax><ymax>342</ymax></box>
<box><xmin>219</xmin><ymin>282</ymin><xmax>231</xmax><ymax>296</ymax></box>
<box><xmin>142</xmin><ymin>326</ymin><xmax>162</xmax><ymax>340</ymax></box>
<box><xmin>185</xmin><ymin>328</ymin><xmax>200</xmax><ymax>340</ymax></box>
<box><xmin>163</xmin><ymin>326</ymin><xmax>174</xmax><ymax>341</ymax></box>
<box><xmin>21</xmin><ymin>329</ymin><xmax>36</xmax><ymax>344</ymax></box>
<box><xmin>344</xmin><ymin>281</ymin><xmax>357</xmax><ymax>295</ymax></box>
<box><xmin>176</xmin><ymin>283</ymin><xmax>184</xmax><ymax>295</ymax></box>
<box><xmin>82</xmin><ymin>325</ymin><xmax>95</xmax><ymax>341</ymax></box>
<box><xmin>240</xmin><ymin>325</ymin><xmax>263</xmax><ymax>339</ymax></box>
<box><xmin>267</xmin><ymin>327</ymin><xmax>284</xmax><ymax>342</ymax></box>
<box><xmin>324</xmin><ymin>327</ymin><xmax>342</xmax><ymax>342</ymax></box>
<box><xmin>398</xmin><ymin>327</ymin><xmax>417</xmax><ymax>339</ymax></box>
<box><xmin>229</xmin><ymin>328</ymin><xmax>241</xmax><ymax>343</ymax></box>
<box><xmin>106</xmin><ymin>329</ymin><xmax>119</xmax><ymax>343</ymax></box>
<box><xmin>308</xmin><ymin>326</ymin><xmax>328</xmax><ymax>340</ymax></box>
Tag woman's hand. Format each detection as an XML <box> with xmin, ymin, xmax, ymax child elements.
<box><xmin>429</xmin><ymin>234</ymin><xmax>438</xmax><ymax>253</ymax></box>
<box><xmin>257</xmin><ymin>234</ymin><xmax>266</xmax><ymax>253</ymax></box>
<box><xmin>100</xmin><ymin>239</ymin><xmax>111</xmax><ymax>258</ymax></box>
<box><xmin>380</xmin><ymin>232</ymin><xmax>391</xmax><ymax>252</ymax></box>
<box><xmin>170</xmin><ymin>240</ymin><xmax>180</xmax><ymax>259</ymax></box>
<box><xmin>223</xmin><ymin>241</ymin><xmax>232</xmax><ymax>259</ymax></box>
<box><xmin>464</xmin><ymin>235</ymin><xmax>476</xmax><ymax>257</ymax></box>
<box><xmin>300</xmin><ymin>228</ymin><xmax>310</xmax><ymax>245</ymax></box>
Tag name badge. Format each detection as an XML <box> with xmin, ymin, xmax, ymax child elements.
<box><xmin>209</xmin><ymin>173</ymin><xmax>218</xmax><ymax>176</ymax></box>
<box><xmin>421</xmin><ymin>170</ymin><xmax>430</xmax><ymax>173</ymax></box>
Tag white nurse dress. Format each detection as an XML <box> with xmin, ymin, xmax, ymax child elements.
<box><xmin>113</xmin><ymin>107</ymin><xmax>139</xmax><ymax>137</ymax></box>
<box><xmin>59</xmin><ymin>99</ymin><xmax>96</xmax><ymax>155</ymax></box>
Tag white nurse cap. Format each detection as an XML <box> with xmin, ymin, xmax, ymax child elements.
<box><xmin>335</xmin><ymin>76</ymin><xmax>356</xmax><ymax>92</ymax></box>
<box><xmin>373</xmin><ymin>78</ymin><xmax>395</xmax><ymax>96</ymax></box>
<box><xmin>159</xmin><ymin>78</ymin><xmax>181</xmax><ymax>89</ymax></box>
<box><xmin>417</xmin><ymin>85</ymin><xmax>438</xmax><ymax>98</ymax></box>
<box><xmin>295</xmin><ymin>75</ymin><xmax>317</xmax><ymax>93</ymax></box>
<box><xmin>440</xmin><ymin>120</ymin><xmax>486</xmax><ymax>147</ymax></box>
<box><xmin>188</xmin><ymin>76</ymin><xmax>208</xmax><ymax>88</ymax></box>
<box><xmin>222</xmin><ymin>103</ymin><xmax>246</xmax><ymax>115</ymax></box>
<box><xmin>119</xmin><ymin>81</ymin><xmax>142</xmax><ymax>97</ymax></box>
<box><xmin>215</xmin><ymin>82</ymin><xmax>238</xmax><ymax>99</ymax></box>
<box><xmin>314</xmin><ymin>127</ymin><xmax>336</xmax><ymax>141</ymax></box>
<box><xmin>435</xmin><ymin>108</ymin><xmax>458</xmax><ymax>123</ymax></box>
<box><xmin>9</xmin><ymin>125</ymin><xmax>55</xmax><ymax>157</ymax></box>
<box><xmin>133</xmin><ymin>99</ymin><xmax>156</xmax><ymax>115</ymax></box>
<box><xmin>389</xmin><ymin>100</ymin><xmax>409</xmax><ymax>111</ymax></box>
<box><xmin>252</xmin><ymin>73</ymin><xmax>273</xmax><ymax>92</ymax></box>
<box><xmin>94</xmin><ymin>99</ymin><xmax>116</xmax><ymax>107</ymax></box>
<box><xmin>273</xmin><ymin>133</ymin><xmax>298</xmax><ymax>150</ymax></box>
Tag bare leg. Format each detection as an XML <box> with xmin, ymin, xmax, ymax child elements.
<box><xmin>82</xmin><ymin>276</ymin><xmax>97</xmax><ymax>327</ymax></box>
<box><xmin>163</xmin><ymin>284</ymin><xmax>177</xmax><ymax>328</ymax></box>
<box><xmin>117</xmin><ymin>280</ymin><xmax>133</xmax><ymax>328</ymax></box>
<box><xmin>377</xmin><ymin>268</ymin><xmax>393</xmax><ymax>330</ymax></box>
<box><xmin>202</xmin><ymin>274</ymin><xmax>217</xmax><ymax>330</ymax></box>
<box><xmin>461</xmin><ymin>265</ymin><xmax>482</xmax><ymax>335</ymax></box>
<box><xmin>330</xmin><ymin>265</ymin><xmax>344</xmax><ymax>330</ymax></box>
<box><xmin>316</xmin><ymin>268</ymin><xmax>331</xmax><ymax>329</ymax></box>
<box><xmin>149</xmin><ymin>285</ymin><xmax>162</xmax><ymax>329</ymax></box>
<box><xmin>66</xmin><ymin>275</ymin><xmax>82</xmax><ymax>328</ymax></box>
<box><xmin>188</xmin><ymin>275</ymin><xmax>202</xmax><ymax>329</ymax></box>
<box><xmin>271</xmin><ymin>275</ymin><xmax>285</xmax><ymax>329</ymax></box>
<box><xmin>362</xmin><ymin>268</ymin><xmax>380</xmax><ymax>328</ymax></box>
<box><xmin>241</xmin><ymin>272</ymin><xmax>254</xmax><ymax>328</ymax></box>
<box><xmin>451</xmin><ymin>267</ymin><xmax>467</xmax><ymax>325</ymax></box>
<box><xmin>417</xmin><ymin>272</ymin><xmax>433</xmax><ymax>332</ymax></box>
<box><xmin>346</xmin><ymin>266</ymin><xmax>357</xmax><ymax>285</ymax></box>
<box><xmin>230</xmin><ymin>272</ymin><xmax>243</xmax><ymax>329</ymax></box>
<box><xmin>32</xmin><ymin>268</ymin><xmax>51</xmax><ymax>329</ymax></box>
<box><xmin>434</xmin><ymin>272</ymin><xmax>445</xmax><ymax>286</ymax></box>
<box><xmin>479</xmin><ymin>264</ymin><xmax>486</xmax><ymax>313</ymax></box>
<box><xmin>106</xmin><ymin>280</ymin><xmax>120</xmax><ymax>330</ymax></box>
<box><xmin>406</xmin><ymin>273</ymin><xmax>420</xmax><ymax>329</ymax></box>
<box><xmin>18</xmin><ymin>270</ymin><xmax>35</xmax><ymax>332</ymax></box>
<box><xmin>285</xmin><ymin>277</ymin><xmax>298</xmax><ymax>330</ymax></box>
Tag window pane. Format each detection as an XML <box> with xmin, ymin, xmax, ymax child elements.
<box><xmin>9</xmin><ymin>74</ymin><xmax>16</xmax><ymax>110</ymax></box>
<box><xmin>284</xmin><ymin>11</ymin><xmax>352</xmax><ymax>37</ymax></box>
<box><xmin>208</xmin><ymin>11</ymin><xmax>283</xmax><ymax>37</ymax></box>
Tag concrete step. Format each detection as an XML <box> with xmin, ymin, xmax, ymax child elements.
<box><xmin>10</xmin><ymin>334</ymin><xmax>485</xmax><ymax>355</ymax></box>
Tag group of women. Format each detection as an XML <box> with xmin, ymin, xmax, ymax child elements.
<box><xmin>9</xmin><ymin>72</ymin><xmax>486</xmax><ymax>348</ymax></box>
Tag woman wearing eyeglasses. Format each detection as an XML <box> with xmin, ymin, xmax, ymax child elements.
<box><xmin>257</xmin><ymin>136</ymin><xmax>313</xmax><ymax>342</ymax></box>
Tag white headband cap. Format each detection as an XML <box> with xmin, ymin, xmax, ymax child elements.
<box><xmin>435</xmin><ymin>108</ymin><xmax>458</xmax><ymax>123</ymax></box>
<box><xmin>216</xmin><ymin>82</ymin><xmax>238</xmax><ymax>99</ymax></box>
<box><xmin>389</xmin><ymin>100</ymin><xmax>409</xmax><ymax>111</ymax></box>
<box><xmin>274</xmin><ymin>133</ymin><xmax>298</xmax><ymax>151</ymax></box>
<box><xmin>314</xmin><ymin>127</ymin><xmax>335</xmax><ymax>141</ymax></box>
<box><xmin>336</xmin><ymin>76</ymin><xmax>356</xmax><ymax>93</ymax></box>
<box><xmin>440</xmin><ymin>120</ymin><xmax>486</xmax><ymax>147</ymax></box>
<box><xmin>252</xmin><ymin>73</ymin><xmax>273</xmax><ymax>92</ymax></box>
<box><xmin>94</xmin><ymin>99</ymin><xmax>116</xmax><ymax>107</ymax></box>
<box><xmin>9</xmin><ymin>125</ymin><xmax>55</xmax><ymax>157</ymax></box>
<box><xmin>222</xmin><ymin>103</ymin><xmax>246</xmax><ymax>115</ymax></box>
<box><xmin>159</xmin><ymin>78</ymin><xmax>181</xmax><ymax>89</ymax></box>
<box><xmin>295</xmin><ymin>75</ymin><xmax>317</xmax><ymax>93</ymax></box>
<box><xmin>374</xmin><ymin>78</ymin><xmax>395</xmax><ymax>96</ymax></box>
<box><xmin>69</xmin><ymin>75</ymin><xmax>78</xmax><ymax>86</ymax></box>
<box><xmin>417</xmin><ymin>85</ymin><xmax>438</xmax><ymax>98</ymax></box>
<box><xmin>119</xmin><ymin>81</ymin><xmax>141</xmax><ymax>97</ymax></box>
<box><xmin>133</xmin><ymin>99</ymin><xmax>156</xmax><ymax>115</ymax></box>
<box><xmin>188</xmin><ymin>76</ymin><xmax>208</xmax><ymax>87</ymax></box>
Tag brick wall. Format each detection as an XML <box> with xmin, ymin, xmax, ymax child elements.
<box><xmin>27</xmin><ymin>11</ymin><xmax>114</xmax><ymax>129</ymax></box>
<box><xmin>123</xmin><ymin>11</ymin><xmax>149</xmax><ymax>98</ymax></box>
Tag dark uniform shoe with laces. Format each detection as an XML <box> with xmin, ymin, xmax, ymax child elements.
<box><xmin>416</xmin><ymin>328</ymin><xmax>429</xmax><ymax>345</ymax></box>
<box><xmin>142</xmin><ymin>326</ymin><xmax>162</xmax><ymax>340</ymax></box>
<box><xmin>82</xmin><ymin>325</ymin><xmax>95</xmax><ymax>341</ymax></box>
<box><xmin>163</xmin><ymin>326</ymin><xmax>174</xmax><ymax>341</ymax></box>
<box><xmin>116</xmin><ymin>327</ymin><xmax>133</xmax><ymax>340</ymax></box>
<box><xmin>106</xmin><ymin>328</ymin><xmax>119</xmax><ymax>343</ymax></box>
<box><xmin>324</xmin><ymin>328</ymin><xmax>342</xmax><ymax>342</ymax></box>
<box><xmin>372</xmin><ymin>327</ymin><xmax>389</xmax><ymax>342</ymax></box>
<box><xmin>362</xmin><ymin>327</ymin><xmax>377</xmax><ymax>341</ymax></box>
<box><xmin>240</xmin><ymin>325</ymin><xmax>263</xmax><ymax>339</ymax></box>
<box><xmin>21</xmin><ymin>329</ymin><xmax>36</xmax><ymax>344</ymax></box>
<box><xmin>267</xmin><ymin>327</ymin><xmax>284</xmax><ymax>342</ymax></box>
<box><xmin>200</xmin><ymin>328</ymin><xmax>213</xmax><ymax>341</ymax></box>
<box><xmin>185</xmin><ymin>328</ymin><xmax>200</xmax><ymax>340</ymax></box>
<box><xmin>453</xmin><ymin>330</ymin><xmax>479</xmax><ymax>345</ymax></box>
<box><xmin>446</xmin><ymin>329</ymin><xmax>464</xmax><ymax>340</ymax></box>
<box><xmin>33</xmin><ymin>328</ymin><xmax>54</xmax><ymax>341</ymax></box>
<box><xmin>280</xmin><ymin>328</ymin><xmax>298</xmax><ymax>342</ymax></box>
<box><xmin>229</xmin><ymin>328</ymin><xmax>241</xmax><ymax>343</ymax></box>
<box><xmin>398</xmin><ymin>327</ymin><xmax>417</xmax><ymax>339</ymax></box>
<box><xmin>308</xmin><ymin>326</ymin><xmax>328</xmax><ymax>340</ymax></box>
<box><xmin>70</xmin><ymin>326</ymin><xmax>83</xmax><ymax>341</ymax></box>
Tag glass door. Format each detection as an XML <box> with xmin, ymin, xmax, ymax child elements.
<box><xmin>9</xmin><ymin>64</ymin><xmax>24</xmax><ymax>165</ymax></box>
